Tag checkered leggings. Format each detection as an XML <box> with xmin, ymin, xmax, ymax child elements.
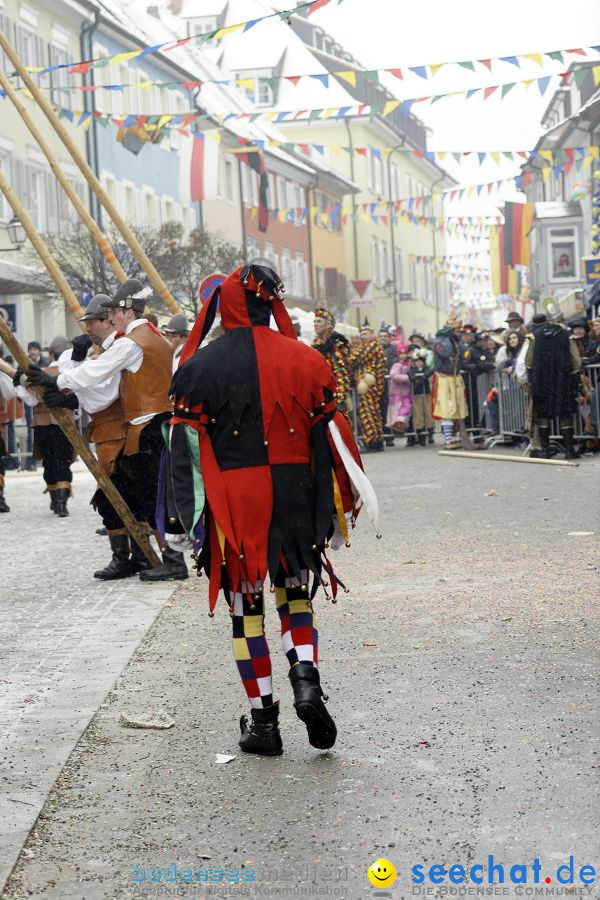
<box><xmin>230</xmin><ymin>570</ymin><xmax>319</xmax><ymax>709</ymax></box>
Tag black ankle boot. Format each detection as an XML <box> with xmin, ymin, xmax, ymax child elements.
<box><xmin>0</xmin><ymin>487</ymin><xmax>9</xmax><ymax>513</ymax></box>
<box><xmin>49</xmin><ymin>491</ymin><xmax>58</xmax><ymax>513</ymax></box>
<box><xmin>562</xmin><ymin>428</ymin><xmax>581</xmax><ymax>460</ymax></box>
<box><xmin>129</xmin><ymin>538</ymin><xmax>153</xmax><ymax>575</ymax></box>
<box><xmin>288</xmin><ymin>663</ymin><xmax>337</xmax><ymax>750</ymax></box>
<box><xmin>418</xmin><ymin>431</ymin><xmax>427</xmax><ymax>446</ymax></box>
<box><xmin>54</xmin><ymin>487</ymin><xmax>70</xmax><ymax>517</ymax></box>
<box><xmin>94</xmin><ymin>535</ymin><xmax>134</xmax><ymax>580</ymax></box>
<box><xmin>139</xmin><ymin>546</ymin><xmax>188</xmax><ymax>581</ymax></box>
<box><xmin>538</xmin><ymin>425</ymin><xmax>551</xmax><ymax>459</ymax></box>
<box><xmin>239</xmin><ymin>701</ymin><xmax>283</xmax><ymax>756</ymax></box>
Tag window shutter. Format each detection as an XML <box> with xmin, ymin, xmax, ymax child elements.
<box><xmin>36</xmin><ymin>35</ymin><xmax>47</xmax><ymax>69</ymax></box>
<box><xmin>0</xmin><ymin>15</ymin><xmax>13</xmax><ymax>70</ymax></box>
<box><xmin>46</xmin><ymin>170</ymin><xmax>58</xmax><ymax>234</ymax></box>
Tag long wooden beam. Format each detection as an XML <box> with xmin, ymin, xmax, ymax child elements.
<box><xmin>438</xmin><ymin>450</ymin><xmax>579</xmax><ymax>467</ymax></box>
<box><xmin>0</xmin><ymin>28</ymin><xmax>181</xmax><ymax>315</ymax></box>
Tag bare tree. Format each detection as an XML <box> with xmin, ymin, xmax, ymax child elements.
<box><xmin>23</xmin><ymin>220</ymin><xmax>243</xmax><ymax>318</ymax></box>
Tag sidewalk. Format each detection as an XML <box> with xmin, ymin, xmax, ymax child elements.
<box><xmin>0</xmin><ymin>469</ymin><xmax>176</xmax><ymax>894</ymax></box>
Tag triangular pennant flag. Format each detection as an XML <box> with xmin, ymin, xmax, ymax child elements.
<box><xmin>336</xmin><ymin>70</ymin><xmax>357</xmax><ymax>87</ymax></box>
<box><xmin>310</xmin><ymin>73</ymin><xmax>330</xmax><ymax>88</ymax></box>
<box><xmin>363</xmin><ymin>70</ymin><xmax>380</xmax><ymax>83</ymax></box>
<box><xmin>593</xmin><ymin>65</ymin><xmax>600</xmax><ymax>87</ymax></box>
<box><xmin>524</xmin><ymin>53</ymin><xmax>544</xmax><ymax>67</ymax></box>
<box><xmin>383</xmin><ymin>99</ymin><xmax>399</xmax><ymax>116</ymax></box>
<box><xmin>285</xmin><ymin>76</ymin><xmax>302</xmax><ymax>87</ymax></box>
<box><xmin>547</xmin><ymin>50</ymin><xmax>564</xmax><ymax>63</ymax></box>
<box><xmin>574</xmin><ymin>67</ymin><xmax>591</xmax><ymax>88</ymax></box>
<box><xmin>501</xmin><ymin>82</ymin><xmax>516</xmax><ymax>97</ymax></box>
<box><xmin>429</xmin><ymin>63</ymin><xmax>444</xmax><ymax>76</ymax></box>
<box><xmin>500</xmin><ymin>56</ymin><xmax>520</xmax><ymax>67</ymax></box>
<box><xmin>483</xmin><ymin>85</ymin><xmax>498</xmax><ymax>100</ymax></box>
<box><xmin>466</xmin><ymin>88</ymin><xmax>481</xmax><ymax>99</ymax></box>
<box><xmin>477</xmin><ymin>152</ymin><xmax>486</xmax><ymax>164</ymax></box>
<box><xmin>458</xmin><ymin>61</ymin><xmax>476</xmax><ymax>71</ymax></box>
<box><xmin>409</xmin><ymin>66</ymin><xmax>428</xmax><ymax>79</ymax></box>
<box><xmin>478</xmin><ymin>59</ymin><xmax>492</xmax><ymax>70</ymax></box>
<box><xmin>387</xmin><ymin>68</ymin><xmax>403</xmax><ymax>79</ymax></box>
<box><xmin>538</xmin><ymin>76</ymin><xmax>551</xmax><ymax>96</ymax></box>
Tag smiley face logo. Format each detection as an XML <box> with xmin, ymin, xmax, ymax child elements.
<box><xmin>367</xmin><ymin>858</ymin><xmax>397</xmax><ymax>888</ymax></box>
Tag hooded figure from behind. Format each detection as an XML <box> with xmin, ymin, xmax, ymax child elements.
<box><xmin>159</xmin><ymin>264</ymin><xmax>378</xmax><ymax>758</ymax></box>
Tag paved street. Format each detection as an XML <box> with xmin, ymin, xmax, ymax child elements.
<box><xmin>1</xmin><ymin>447</ymin><xmax>599</xmax><ymax>900</ymax></box>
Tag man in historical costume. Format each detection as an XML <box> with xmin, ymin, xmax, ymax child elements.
<box><xmin>161</xmin><ymin>265</ymin><xmax>378</xmax><ymax>756</ymax></box>
<box><xmin>312</xmin><ymin>307</ymin><xmax>352</xmax><ymax>414</ymax></box>
<box><xmin>17</xmin><ymin>335</ymin><xmax>76</xmax><ymax>517</ymax></box>
<box><xmin>161</xmin><ymin>312</ymin><xmax>190</xmax><ymax>373</ymax></box>
<box><xmin>349</xmin><ymin>319</ymin><xmax>387</xmax><ymax>453</ymax></box>
<box><xmin>27</xmin><ymin>279</ymin><xmax>188</xmax><ymax>581</ymax></box>
<box><xmin>525</xmin><ymin>314</ymin><xmax>582</xmax><ymax>460</ymax></box>
<box><xmin>432</xmin><ymin>317</ymin><xmax>468</xmax><ymax>449</ymax></box>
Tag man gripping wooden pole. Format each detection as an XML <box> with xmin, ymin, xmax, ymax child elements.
<box><xmin>0</xmin><ymin>68</ymin><xmax>128</xmax><ymax>285</ymax></box>
<box><xmin>0</xmin><ymin>188</ymin><xmax>160</xmax><ymax>567</ymax></box>
<box><xmin>0</xmin><ymin>27</ymin><xmax>181</xmax><ymax>315</ymax></box>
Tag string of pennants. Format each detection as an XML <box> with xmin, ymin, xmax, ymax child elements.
<box><xmin>13</xmin><ymin>37</ymin><xmax>599</xmax><ymax>84</ymax></box>
<box><xmin>13</xmin><ymin>48</ymin><xmax>600</xmax><ymax>93</ymax></box>
<box><xmin>33</xmin><ymin>69</ymin><xmax>600</xmax><ymax>130</ymax></box>
<box><xmin>1</xmin><ymin>0</ymin><xmax>342</xmax><ymax>78</ymax></box>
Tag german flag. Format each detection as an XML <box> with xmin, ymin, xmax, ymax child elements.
<box><xmin>490</xmin><ymin>224</ymin><xmax>518</xmax><ymax>296</ymax></box>
<box><xmin>503</xmin><ymin>202</ymin><xmax>535</xmax><ymax>267</ymax></box>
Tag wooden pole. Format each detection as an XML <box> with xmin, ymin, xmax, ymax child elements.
<box><xmin>438</xmin><ymin>450</ymin><xmax>579</xmax><ymax>467</ymax></box>
<box><xmin>0</xmin><ymin>171</ymin><xmax>85</xmax><ymax>320</ymax></box>
<box><xmin>0</xmin><ymin>28</ymin><xmax>181</xmax><ymax>315</ymax></box>
<box><xmin>0</xmin><ymin>68</ymin><xmax>128</xmax><ymax>285</ymax></box>
<box><xmin>0</xmin><ymin>318</ymin><xmax>161</xmax><ymax>566</ymax></box>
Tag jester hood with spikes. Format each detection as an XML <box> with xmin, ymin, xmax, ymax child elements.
<box><xmin>158</xmin><ymin>265</ymin><xmax>379</xmax><ymax>613</ymax></box>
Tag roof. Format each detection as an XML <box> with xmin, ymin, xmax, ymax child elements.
<box><xmin>0</xmin><ymin>259</ymin><xmax>50</xmax><ymax>294</ymax></box>
<box><xmin>522</xmin><ymin>91</ymin><xmax>600</xmax><ymax>168</ymax></box>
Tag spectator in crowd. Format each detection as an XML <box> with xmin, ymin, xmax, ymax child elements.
<box><xmin>432</xmin><ymin>317</ymin><xmax>468</xmax><ymax>449</ymax></box>
<box><xmin>506</xmin><ymin>311</ymin><xmax>527</xmax><ymax>338</ymax></box>
<box><xmin>589</xmin><ymin>318</ymin><xmax>600</xmax><ymax>345</ymax></box>
<box><xmin>487</xmin><ymin>329</ymin><xmax>528</xmax><ymax>438</ymax></box>
<box><xmin>386</xmin><ymin>342</ymin><xmax>412</xmax><ymax>436</ymax></box>
<box><xmin>408</xmin><ymin>332</ymin><xmax>434</xmax><ymax>368</ymax></box>
<box><xmin>349</xmin><ymin>319</ymin><xmax>386</xmax><ymax>452</ymax></box>
<box><xmin>568</xmin><ymin>316</ymin><xmax>596</xmax><ymax>362</ymax></box>
<box><xmin>378</xmin><ymin>326</ymin><xmax>396</xmax><ymax>446</ymax></box>
<box><xmin>409</xmin><ymin>353</ymin><xmax>433</xmax><ymax>445</ymax></box>
<box><xmin>526</xmin><ymin>313</ymin><xmax>582</xmax><ymax>459</ymax></box>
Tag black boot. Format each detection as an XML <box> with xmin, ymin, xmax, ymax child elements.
<box><xmin>54</xmin><ymin>487</ymin><xmax>70</xmax><ymax>517</ymax></box>
<box><xmin>139</xmin><ymin>545</ymin><xmax>188</xmax><ymax>581</ymax></box>
<box><xmin>406</xmin><ymin>435</ymin><xmax>416</xmax><ymax>447</ymax></box>
<box><xmin>94</xmin><ymin>535</ymin><xmax>134</xmax><ymax>580</ymax></box>
<box><xmin>239</xmin><ymin>701</ymin><xmax>283</xmax><ymax>756</ymax></box>
<box><xmin>49</xmin><ymin>491</ymin><xmax>58</xmax><ymax>513</ymax></box>
<box><xmin>129</xmin><ymin>538</ymin><xmax>153</xmax><ymax>575</ymax></box>
<box><xmin>562</xmin><ymin>427</ymin><xmax>581</xmax><ymax>460</ymax></box>
<box><xmin>418</xmin><ymin>430</ymin><xmax>427</xmax><ymax>446</ymax></box>
<box><xmin>0</xmin><ymin>486</ymin><xmax>9</xmax><ymax>513</ymax></box>
<box><xmin>538</xmin><ymin>425</ymin><xmax>551</xmax><ymax>459</ymax></box>
<box><xmin>288</xmin><ymin>663</ymin><xmax>337</xmax><ymax>750</ymax></box>
<box><xmin>428</xmin><ymin>429</ymin><xmax>435</xmax><ymax>444</ymax></box>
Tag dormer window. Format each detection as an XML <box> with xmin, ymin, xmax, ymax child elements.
<box><xmin>237</xmin><ymin>69</ymin><xmax>275</xmax><ymax>107</ymax></box>
<box><xmin>187</xmin><ymin>16</ymin><xmax>218</xmax><ymax>44</ymax></box>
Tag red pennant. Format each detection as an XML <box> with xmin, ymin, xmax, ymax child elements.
<box><xmin>299</xmin><ymin>143</ymin><xmax>310</xmax><ymax>154</ymax></box>
<box><xmin>387</xmin><ymin>68</ymin><xmax>403</xmax><ymax>79</ymax></box>
<box><xmin>567</xmin><ymin>48</ymin><xmax>587</xmax><ymax>55</ymax></box>
<box><xmin>307</xmin><ymin>0</ymin><xmax>332</xmax><ymax>15</ymax></box>
<box><xmin>69</xmin><ymin>61</ymin><xmax>94</xmax><ymax>75</ymax></box>
<box><xmin>483</xmin><ymin>85</ymin><xmax>498</xmax><ymax>100</ymax></box>
<box><xmin>563</xmin><ymin>162</ymin><xmax>573</xmax><ymax>176</ymax></box>
<box><xmin>285</xmin><ymin>76</ymin><xmax>301</xmax><ymax>86</ymax></box>
<box><xmin>358</xmin><ymin>104</ymin><xmax>368</xmax><ymax>115</ymax></box>
<box><xmin>293</xmin><ymin>109</ymin><xmax>307</xmax><ymax>119</ymax></box>
<box><xmin>355</xmin><ymin>147</ymin><xmax>368</xmax><ymax>156</ymax></box>
<box><xmin>478</xmin><ymin>59</ymin><xmax>492</xmax><ymax>70</ymax></box>
<box><xmin>183</xmin><ymin>80</ymin><xmax>202</xmax><ymax>89</ymax></box>
<box><xmin>564</xmin><ymin>148</ymin><xmax>574</xmax><ymax>162</ymax></box>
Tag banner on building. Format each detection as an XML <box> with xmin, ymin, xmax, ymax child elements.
<box><xmin>349</xmin><ymin>279</ymin><xmax>373</xmax><ymax>307</ymax></box>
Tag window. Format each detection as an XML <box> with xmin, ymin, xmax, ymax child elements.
<box><xmin>15</xmin><ymin>8</ymin><xmax>45</xmax><ymax>73</ymax></box>
<box><xmin>187</xmin><ymin>16</ymin><xmax>218</xmax><ymax>44</ymax></box>
<box><xmin>381</xmin><ymin>244</ymin><xmax>389</xmax><ymax>286</ymax></box>
<box><xmin>410</xmin><ymin>259</ymin><xmax>418</xmax><ymax>298</ymax></box>
<box><xmin>423</xmin><ymin>262</ymin><xmax>432</xmax><ymax>305</ymax></box>
<box><xmin>395</xmin><ymin>250</ymin><xmax>404</xmax><ymax>291</ymax></box>
<box><xmin>237</xmin><ymin>70</ymin><xmax>274</xmax><ymax>108</ymax></box>
<box><xmin>391</xmin><ymin>165</ymin><xmax>401</xmax><ymax>201</ymax></box>
<box><xmin>182</xmin><ymin>206</ymin><xmax>191</xmax><ymax>237</ymax></box>
<box><xmin>49</xmin><ymin>27</ymin><xmax>73</xmax><ymax>112</ymax></box>
<box><xmin>281</xmin><ymin>248</ymin><xmax>293</xmax><ymax>291</ymax></box>
<box><xmin>0</xmin><ymin>11</ymin><xmax>14</xmax><ymax>73</ymax></box>
<box><xmin>144</xmin><ymin>190</ymin><xmax>157</xmax><ymax>228</ymax></box>
<box><xmin>0</xmin><ymin>152</ymin><xmax>12</xmax><ymax>222</ymax></box>
<box><xmin>277</xmin><ymin>176</ymin><xmax>287</xmax><ymax>210</ymax></box>
<box><xmin>124</xmin><ymin>183</ymin><xmax>136</xmax><ymax>222</ymax></box>
<box><xmin>223</xmin><ymin>158</ymin><xmax>235</xmax><ymax>202</ymax></box>
<box><xmin>371</xmin><ymin>237</ymin><xmax>382</xmax><ymax>287</ymax></box>
<box><xmin>296</xmin><ymin>251</ymin><xmax>308</xmax><ymax>297</ymax></box>
<box><xmin>92</xmin><ymin>44</ymin><xmax>109</xmax><ymax>114</ymax></box>
<box><xmin>406</xmin><ymin>173</ymin><xmax>415</xmax><ymax>200</ymax></box>
<box><xmin>368</xmin><ymin>147</ymin><xmax>384</xmax><ymax>195</ymax></box>
<box><xmin>264</xmin><ymin>242</ymin><xmax>276</xmax><ymax>268</ymax></box>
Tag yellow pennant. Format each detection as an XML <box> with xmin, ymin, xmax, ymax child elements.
<box><xmin>213</xmin><ymin>23</ymin><xmax>244</xmax><ymax>41</ymax></box>
<box><xmin>323</xmin><ymin>108</ymin><xmax>337</xmax><ymax>118</ymax></box>
<box><xmin>593</xmin><ymin>65</ymin><xmax>600</xmax><ymax>86</ymax></box>
<box><xmin>538</xmin><ymin>149</ymin><xmax>553</xmax><ymax>163</ymax></box>
<box><xmin>336</xmin><ymin>70</ymin><xmax>357</xmax><ymax>88</ymax></box>
<box><xmin>429</xmin><ymin>63</ymin><xmax>445</xmax><ymax>77</ymax></box>
<box><xmin>589</xmin><ymin>146</ymin><xmax>599</xmax><ymax>160</ymax></box>
<box><xmin>235</xmin><ymin>78</ymin><xmax>255</xmax><ymax>90</ymax></box>
<box><xmin>158</xmin><ymin>114</ymin><xmax>172</xmax><ymax>129</ymax></box>
<box><xmin>490</xmin><ymin>152</ymin><xmax>501</xmax><ymax>166</ymax></box>
<box><xmin>523</xmin><ymin>53</ymin><xmax>544</xmax><ymax>67</ymax></box>
<box><xmin>109</xmin><ymin>51</ymin><xmax>141</xmax><ymax>67</ymax></box>
<box><xmin>383</xmin><ymin>99</ymin><xmax>400</xmax><ymax>116</ymax></box>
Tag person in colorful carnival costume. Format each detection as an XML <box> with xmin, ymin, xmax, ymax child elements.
<box><xmin>432</xmin><ymin>317</ymin><xmax>468</xmax><ymax>449</ymax></box>
<box><xmin>312</xmin><ymin>307</ymin><xmax>352</xmax><ymax>414</ymax></box>
<box><xmin>349</xmin><ymin>319</ymin><xmax>387</xmax><ymax>453</ymax></box>
<box><xmin>386</xmin><ymin>342</ymin><xmax>413</xmax><ymax>434</ymax></box>
<box><xmin>160</xmin><ymin>265</ymin><xmax>379</xmax><ymax>757</ymax></box>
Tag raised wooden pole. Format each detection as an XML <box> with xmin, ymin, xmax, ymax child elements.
<box><xmin>0</xmin><ymin>172</ymin><xmax>85</xmax><ymax>320</ymax></box>
<box><xmin>0</xmin><ymin>28</ymin><xmax>181</xmax><ymax>315</ymax></box>
<box><xmin>0</xmin><ymin>68</ymin><xmax>128</xmax><ymax>285</ymax></box>
<box><xmin>0</xmin><ymin>184</ymin><xmax>161</xmax><ymax>566</ymax></box>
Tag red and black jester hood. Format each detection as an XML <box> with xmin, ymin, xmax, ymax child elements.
<box><xmin>179</xmin><ymin>264</ymin><xmax>297</xmax><ymax>367</ymax></box>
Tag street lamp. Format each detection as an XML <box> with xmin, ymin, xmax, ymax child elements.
<box><xmin>5</xmin><ymin>216</ymin><xmax>26</xmax><ymax>251</ymax></box>
<box><xmin>383</xmin><ymin>278</ymin><xmax>398</xmax><ymax>313</ymax></box>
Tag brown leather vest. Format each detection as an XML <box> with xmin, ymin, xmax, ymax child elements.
<box><xmin>88</xmin><ymin>399</ymin><xmax>126</xmax><ymax>475</ymax></box>
<box><xmin>119</xmin><ymin>324</ymin><xmax>173</xmax><ymax>422</ymax></box>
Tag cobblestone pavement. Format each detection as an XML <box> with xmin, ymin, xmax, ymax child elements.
<box><xmin>1</xmin><ymin>448</ymin><xmax>599</xmax><ymax>900</ymax></box>
<box><xmin>0</xmin><ymin>468</ymin><xmax>176</xmax><ymax>893</ymax></box>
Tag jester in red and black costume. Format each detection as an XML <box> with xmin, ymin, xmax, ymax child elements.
<box><xmin>159</xmin><ymin>265</ymin><xmax>378</xmax><ymax>757</ymax></box>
